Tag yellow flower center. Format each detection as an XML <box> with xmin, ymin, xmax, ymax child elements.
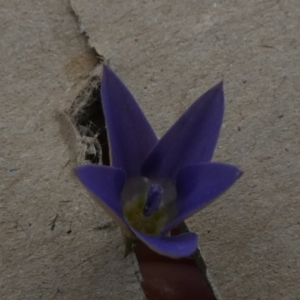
<box><xmin>121</xmin><ymin>177</ymin><xmax>177</xmax><ymax>236</ymax></box>
<box><xmin>123</xmin><ymin>193</ymin><xmax>168</xmax><ymax>235</ymax></box>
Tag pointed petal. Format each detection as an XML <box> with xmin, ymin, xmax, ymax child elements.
<box><xmin>162</xmin><ymin>162</ymin><xmax>242</xmax><ymax>234</ymax></box>
<box><xmin>75</xmin><ymin>164</ymin><xmax>132</xmax><ymax>236</ymax></box>
<box><xmin>141</xmin><ymin>83</ymin><xmax>224</xmax><ymax>180</ymax></box>
<box><xmin>131</xmin><ymin>228</ymin><xmax>198</xmax><ymax>258</ymax></box>
<box><xmin>101</xmin><ymin>65</ymin><xmax>157</xmax><ymax>177</ymax></box>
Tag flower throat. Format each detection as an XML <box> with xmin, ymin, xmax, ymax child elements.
<box><xmin>122</xmin><ymin>178</ymin><xmax>176</xmax><ymax>235</ymax></box>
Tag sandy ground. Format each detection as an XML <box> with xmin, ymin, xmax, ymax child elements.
<box><xmin>1</xmin><ymin>0</ymin><xmax>299</xmax><ymax>299</ymax></box>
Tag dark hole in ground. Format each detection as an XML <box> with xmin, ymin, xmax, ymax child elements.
<box><xmin>134</xmin><ymin>223</ymin><xmax>217</xmax><ymax>300</ymax></box>
<box><xmin>72</xmin><ymin>76</ymin><xmax>218</xmax><ymax>300</ymax></box>
<box><xmin>73</xmin><ymin>76</ymin><xmax>110</xmax><ymax>165</ymax></box>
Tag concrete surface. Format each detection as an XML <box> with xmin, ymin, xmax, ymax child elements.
<box><xmin>0</xmin><ymin>1</ymin><xmax>143</xmax><ymax>299</ymax></box>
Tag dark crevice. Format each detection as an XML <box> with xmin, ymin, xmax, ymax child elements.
<box><xmin>176</xmin><ymin>222</ymin><xmax>207</xmax><ymax>274</ymax></box>
<box><xmin>135</xmin><ymin>225</ymin><xmax>217</xmax><ymax>300</ymax></box>
<box><xmin>71</xmin><ymin>76</ymin><xmax>110</xmax><ymax>165</ymax></box>
<box><xmin>71</xmin><ymin>74</ymin><xmax>218</xmax><ymax>300</ymax></box>
<box><xmin>175</xmin><ymin>223</ymin><xmax>218</xmax><ymax>299</ymax></box>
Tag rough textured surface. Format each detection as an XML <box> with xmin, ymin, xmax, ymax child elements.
<box><xmin>0</xmin><ymin>1</ymin><xmax>143</xmax><ymax>299</ymax></box>
<box><xmin>70</xmin><ymin>0</ymin><xmax>300</xmax><ymax>299</ymax></box>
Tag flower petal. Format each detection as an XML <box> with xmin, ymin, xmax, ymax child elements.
<box><xmin>131</xmin><ymin>228</ymin><xmax>198</xmax><ymax>258</ymax></box>
<box><xmin>141</xmin><ymin>83</ymin><xmax>224</xmax><ymax>180</ymax></box>
<box><xmin>101</xmin><ymin>65</ymin><xmax>157</xmax><ymax>177</ymax></box>
<box><xmin>162</xmin><ymin>162</ymin><xmax>242</xmax><ymax>234</ymax></box>
<box><xmin>75</xmin><ymin>164</ymin><xmax>132</xmax><ymax>236</ymax></box>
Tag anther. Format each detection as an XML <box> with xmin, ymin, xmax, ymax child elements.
<box><xmin>143</xmin><ymin>184</ymin><xmax>163</xmax><ymax>216</ymax></box>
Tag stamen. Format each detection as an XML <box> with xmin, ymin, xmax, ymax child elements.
<box><xmin>143</xmin><ymin>184</ymin><xmax>163</xmax><ymax>217</ymax></box>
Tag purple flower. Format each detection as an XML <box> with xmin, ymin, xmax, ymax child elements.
<box><xmin>75</xmin><ymin>65</ymin><xmax>242</xmax><ymax>258</ymax></box>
